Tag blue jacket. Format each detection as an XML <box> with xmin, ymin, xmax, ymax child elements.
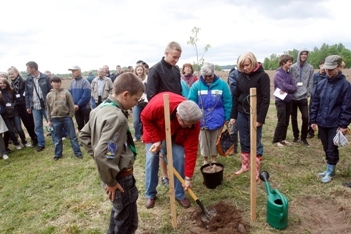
<box><xmin>227</xmin><ymin>69</ymin><xmax>239</xmax><ymax>96</ymax></box>
<box><xmin>181</xmin><ymin>79</ymin><xmax>190</xmax><ymax>98</ymax></box>
<box><xmin>86</xmin><ymin>74</ymin><xmax>95</xmax><ymax>84</ymax></box>
<box><xmin>25</xmin><ymin>73</ymin><xmax>52</xmax><ymax>110</ymax></box>
<box><xmin>312</xmin><ymin>71</ymin><xmax>326</xmax><ymax>96</ymax></box>
<box><xmin>273</xmin><ymin>67</ymin><xmax>297</xmax><ymax>102</ymax></box>
<box><xmin>310</xmin><ymin>72</ymin><xmax>351</xmax><ymax>128</ymax></box>
<box><xmin>68</xmin><ymin>76</ymin><xmax>91</xmax><ymax>110</ymax></box>
<box><xmin>188</xmin><ymin>75</ymin><xmax>232</xmax><ymax>130</ymax></box>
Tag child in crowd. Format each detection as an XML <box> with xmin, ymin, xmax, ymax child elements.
<box><xmin>79</xmin><ymin>72</ymin><xmax>144</xmax><ymax>233</ymax></box>
<box><xmin>46</xmin><ymin>76</ymin><xmax>83</xmax><ymax>160</ymax></box>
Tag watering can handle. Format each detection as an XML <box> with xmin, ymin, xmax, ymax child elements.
<box><xmin>275</xmin><ymin>190</ymin><xmax>288</xmax><ymax>219</ymax></box>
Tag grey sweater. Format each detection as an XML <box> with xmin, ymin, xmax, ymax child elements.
<box><xmin>289</xmin><ymin>49</ymin><xmax>314</xmax><ymax>100</ymax></box>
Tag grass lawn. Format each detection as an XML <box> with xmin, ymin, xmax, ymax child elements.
<box><xmin>1</xmin><ymin>99</ymin><xmax>351</xmax><ymax>233</ymax></box>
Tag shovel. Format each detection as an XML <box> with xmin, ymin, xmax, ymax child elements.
<box><xmin>171</xmin><ymin>166</ymin><xmax>216</xmax><ymax>223</ymax></box>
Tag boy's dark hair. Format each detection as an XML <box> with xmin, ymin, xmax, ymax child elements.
<box><xmin>114</xmin><ymin>72</ymin><xmax>144</xmax><ymax>95</ymax></box>
<box><xmin>51</xmin><ymin>76</ymin><xmax>62</xmax><ymax>83</ymax></box>
<box><xmin>319</xmin><ymin>58</ymin><xmax>325</xmax><ymax>65</ymax></box>
<box><xmin>26</xmin><ymin>61</ymin><xmax>38</xmax><ymax>70</ymax></box>
<box><xmin>279</xmin><ymin>54</ymin><xmax>294</xmax><ymax>66</ymax></box>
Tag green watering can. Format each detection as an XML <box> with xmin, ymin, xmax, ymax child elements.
<box><xmin>259</xmin><ymin>171</ymin><xmax>289</xmax><ymax>230</ymax></box>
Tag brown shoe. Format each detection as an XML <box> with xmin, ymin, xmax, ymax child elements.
<box><xmin>145</xmin><ymin>198</ymin><xmax>155</xmax><ymax>209</ymax></box>
<box><xmin>176</xmin><ymin>197</ymin><xmax>191</xmax><ymax>208</ymax></box>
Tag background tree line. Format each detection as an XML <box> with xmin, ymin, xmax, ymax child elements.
<box><xmin>17</xmin><ymin>43</ymin><xmax>351</xmax><ymax>78</ymax></box>
<box><xmin>262</xmin><ymin>43</ymin><xmax>351</xmax><ymax>70</ymax></box>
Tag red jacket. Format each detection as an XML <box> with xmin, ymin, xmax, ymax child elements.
<box><xmin>141</xmin><ymin>92</ymin><xmax>200</xmax><ymax>178</ymax></box>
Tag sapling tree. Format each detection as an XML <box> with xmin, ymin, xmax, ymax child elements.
<box><xmin>187</xmin><ymin>26</ymin><xmax>211</xmax><ymax>71</ymax></box>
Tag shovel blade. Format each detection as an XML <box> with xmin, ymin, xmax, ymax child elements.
<box><xmin>200</xmin><ymin>207</ymin><xmax>217</xmax><ymax>223</ymax></box>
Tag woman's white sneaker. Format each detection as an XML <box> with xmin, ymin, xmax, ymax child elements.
<box><xmin>3</xmin><ymin>155</ymin><xmax>9</xmax><ymax>160</ymax></box>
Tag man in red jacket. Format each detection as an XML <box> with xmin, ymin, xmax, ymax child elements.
<box><xmin>141</xmin><ymin>92</ymin><xmax>202</xmax><ymax>209</ymax></box>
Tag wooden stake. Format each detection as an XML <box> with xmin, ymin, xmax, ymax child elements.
<box><xmin>163</xmin><ymin>94</ymin><xmax>177</xmax><ymax>229</ymax></box>
<box><xmin>250</xmin><ymin>88</ymin><xmax>257</xmax><ymax>221</ymax></box>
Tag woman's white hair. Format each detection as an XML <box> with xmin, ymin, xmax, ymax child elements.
<box><xmin>200</xmin><ymin>62</ymin><xmax>214</xmax><ymax>76</ymax></box>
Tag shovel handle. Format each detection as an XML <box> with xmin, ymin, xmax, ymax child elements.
<box><xmin>172</xmin><ymin>167</ymin><xmax>198</xmax><ymax>201</ymax></box>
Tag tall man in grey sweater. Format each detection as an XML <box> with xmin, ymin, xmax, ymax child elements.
<box><xmin>289</xmin><ymin>49</ymin><xmax>314</xmax><ymax>147</ymax></box>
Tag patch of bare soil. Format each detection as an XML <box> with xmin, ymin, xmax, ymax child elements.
<box><xmin>290</xmin><ymin>195</ymin><xmax>351</xmax><ymax>234</ymax></box>
<box><xmin>185</xmin><ymin>201</ymin><xmax>250</xmax><ymax>234</ymax></box>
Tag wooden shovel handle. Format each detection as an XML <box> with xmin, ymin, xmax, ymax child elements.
<box><xmin>171</xmin><ymin>167</ymin><xmax>198</xmax><ymax>201</ymax></box>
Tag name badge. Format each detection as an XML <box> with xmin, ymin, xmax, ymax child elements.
<box><xmin>6</xmin><ymin>103</ymin><xmax>11</xmax><ymax>107</ymax></box>
<box><xmin>297</xmin><ymin>82</ymin><xmax>303</xmax><ymax>87</ymax></box>
<box><xmin>16</xmin><ymin>94</ymin><xmax>20</xmax><ymax>98</ymax></box>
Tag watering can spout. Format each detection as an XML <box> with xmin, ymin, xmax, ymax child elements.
<box><xmin>260</xmin><ymin>171</ymin><xmax>272</xmax><ymax>194</ymax></box>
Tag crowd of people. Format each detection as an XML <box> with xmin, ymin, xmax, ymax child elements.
<box><xmin>1</xmin><ymin>41</ymin><xmax>351</xmax><ymax>233</ymax></box>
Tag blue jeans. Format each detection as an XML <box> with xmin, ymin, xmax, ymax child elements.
<box><xmin>237</xmin><ymin>112</ymin><xmax>264</xmax><ymax>156</ymax></box>
<box><xmin>51</xmin><ymin>117</ymin><xmax>82</xmax><ymax>157</ymax></box>
<box><xmin>91</xmin><ymin>96</ymin><xmax>96</xmax><ymax>109</ymax></box>
<box><xmin>32</xmin><ymin>108</ymin><xmax>48</xmax><ymax>147</ymax></box>
<box><xmin>107</xmin><ymin>175</ymin><xmax>138</xmax><ymax>234</ymax></box>
<box><xmin>145</xmin><ymin>142</ymin><xmax>185</xmax><ymax>200</ymax></box>
<box><xmin>132</xmin><ymin>105</ymin><xmax>142</xmax><ymax>140</ymax></box>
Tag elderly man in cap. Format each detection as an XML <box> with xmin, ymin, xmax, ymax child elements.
<box><xmin>310</xmin><ymin>55</ymin><xmax>351</xmax><ymax>183</ymax></box>
<box><xmin>68</xmin><ymin>65</ymin><xmax>91</xmax><ymax>131</ymax></box>
<box><xmin>141</xmin><ymin>92</ymin><xmax>202</xmax><ymax>209</ymax></box>
<box><xmin>25</xmin><ymin>61</ymin><xmax>52</xmax><ymax>152</ymax></box>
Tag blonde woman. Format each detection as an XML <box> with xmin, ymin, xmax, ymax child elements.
<box><xmin>8</xmin><ymin>66</ymin><xmax>37</xmax><ymax>146</ymax></box>
<box><xmin>133</xmin><ymin>64</ymin><xmax>148</xmax><ymax>141</ymax></box>
<box><xmin>230</xmin><ymin>52</ymin><xmax>270</xmax><ymax>181</ymax></box>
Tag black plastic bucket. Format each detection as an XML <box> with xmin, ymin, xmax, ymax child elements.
<box><xmin>200</xmin><ymin>163</ymin><xmax>224</xmax><ymax>189</ymax></box>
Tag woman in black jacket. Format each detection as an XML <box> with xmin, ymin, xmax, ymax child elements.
<box><xmin>230</xmin><ymin>52</ymin><xmax>270</xmax><ymax>181</ymax></box>
<box><xmin>8</xmin><ymin>66</ymin><xmax>37</xmax><ymax>146</ymax></box>
<box><xmin>0</xmin><ymin>78</ymin><xmax>31</xmax><ymax>149</ymax></box>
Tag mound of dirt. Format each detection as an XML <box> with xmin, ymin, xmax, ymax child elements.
<box><xmin>185</xmin><ymin>201</ymin><xmax>250</xmax><ymax>234</ymax></box>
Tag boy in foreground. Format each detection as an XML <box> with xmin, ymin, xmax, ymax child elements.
<box><xmin>79</xmin><ymin>73</ymin><xmax>144</xmax><ymax>234</ymax></box>
<box><xmin>46</xmin><ymin>76</ymin><xmax>83</xmax><ymax>160</ymax></box>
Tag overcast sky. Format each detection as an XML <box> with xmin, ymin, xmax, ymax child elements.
<box><xmin>0</xmin><ymin>0</ymin><xmax>349</xmax><ymax>74</ymax></box>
